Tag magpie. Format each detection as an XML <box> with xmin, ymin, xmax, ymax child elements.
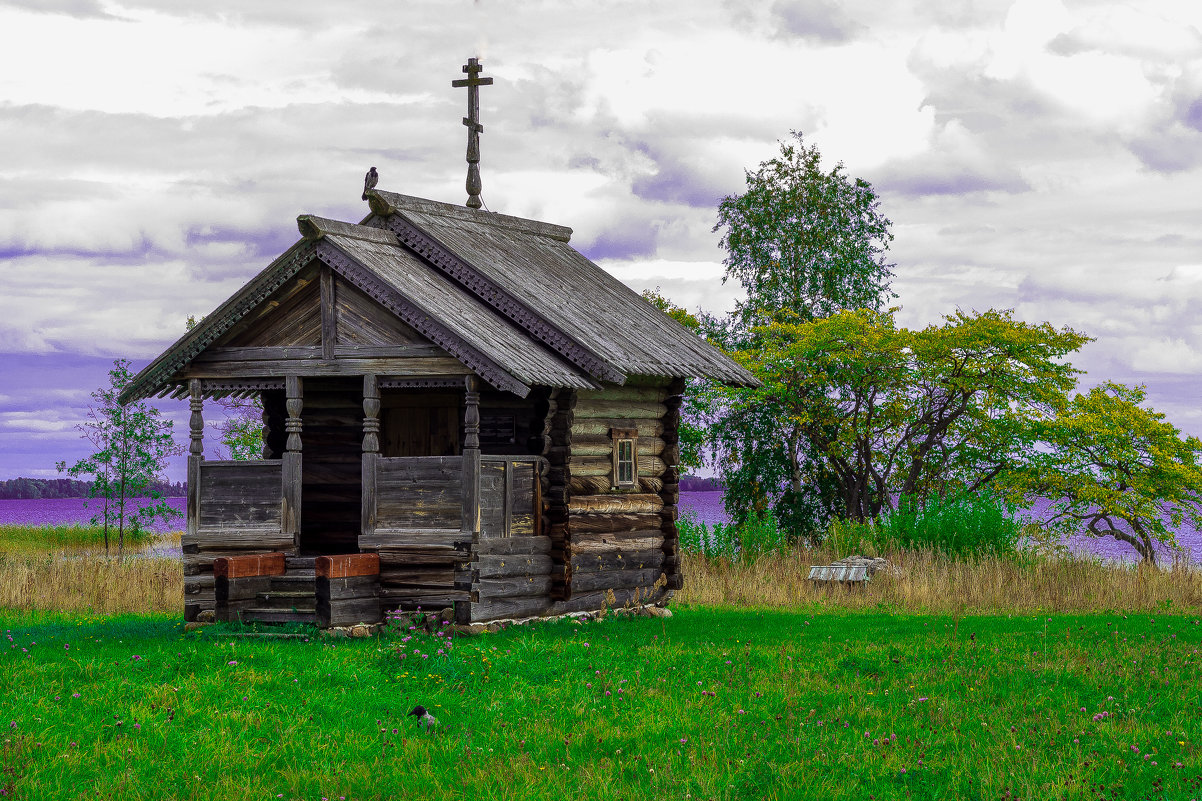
<box><xmin>408</xmin><ymin>705</ymin><xmax>439</xmax><ymax>730</ymax></box>
<box><xmin>362</xmin><ymin>166</ymin><xmax>379</xmax><ymax>200</ymax></box>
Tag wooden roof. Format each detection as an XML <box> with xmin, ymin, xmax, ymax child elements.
<box><xmin>120</xmin><ymin>191</ymin><xmax>755</xmax><ymax>404</ymax></box>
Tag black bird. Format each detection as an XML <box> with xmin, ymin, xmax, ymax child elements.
<box><xmin>408</xmin><ymin>705</ymin><xmax>439</xmax><ymax>730</ymax></box>
<box><xmin>362</xmin><ymin>166</ymin><xmax>379</xmax><ymax>200</ymax></box>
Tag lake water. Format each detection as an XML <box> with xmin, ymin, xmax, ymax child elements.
<box><xmin>1</xmin><ymin>493</ymin><xmax>1198</xmax><ymax>565</ymax></box>
<box><xmin>677</xmin><ymin>491</ymin><xmax>1202</xmax><ymax>565</ymax></box>
<box><xmin>0</xmin><ymin>497</ymin><xmax>187</xmax><ymax>534</ymax></box>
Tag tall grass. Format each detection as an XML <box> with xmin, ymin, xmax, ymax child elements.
<box><xmin>0</xmin><ymin>552</ymin><xmax>182</xmax><ymax>615</ymax></box>
<box><xmin>678</xmin><ymin>548</ymin><xmax>1202</xmax><ymax>613</ymax></box>
<box><xmin>0</xmin><ymin>522</ymin><xmax>157</xmax><ymax>554</ymax></box>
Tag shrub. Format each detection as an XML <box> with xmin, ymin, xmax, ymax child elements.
<box><xmin>874</xmin><ymin>491</ymin><xmax>1025</xmax><ymax>558</ymax></box>
<box><xmin>678</xmin><ymin>511</ymin><xmax>787</xmax><ymax>561</ymax></box>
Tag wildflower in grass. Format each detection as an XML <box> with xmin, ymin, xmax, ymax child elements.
<box><xmin>227</xmin><ymin>660</ymin><xmax>237</xmax><ymax>666</ymax></box>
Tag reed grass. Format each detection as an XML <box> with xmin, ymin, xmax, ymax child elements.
<box><xmin>0</xmin><ymin>548</ymin><xmax>182</xmax><ymax>616</ymax></box>
<box><xmin>0</xmin><ymin>522</ymin><xmax>157</xmax><ymax>553</ymax></box>
<box><xmin>678</xmin><ymin>547</ymin><xmax>1202</xmax><ymax>613</ymax></box>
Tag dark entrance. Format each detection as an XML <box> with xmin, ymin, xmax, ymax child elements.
<box><xmin>300</xmin><ymin>377</ymin><xmax>363</xmax><ymax>554</ymax></box>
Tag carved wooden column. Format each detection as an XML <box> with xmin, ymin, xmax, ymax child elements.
<box><xmin>184</xmin><ymin>379</ymin><xmax>204</xmax><ymax>622</ymax></box>
<box><xmin>281</xmin><ymin>375</ymin><xmax>303</xmax><ymax>552</ymax></box>
<box><xmin>361</xmin><ymin>374</ymin><xmax>380</xmax><ymax>552</ymax></box>
<box><xmin>456</xmin><ymin>375</ymin><xmax>482</xmax><ymax>624</ymax></box>
<box><xmin>186</xmin><ymin>379</ymin><xmax>204</xmax><ymax>545</ymax></box>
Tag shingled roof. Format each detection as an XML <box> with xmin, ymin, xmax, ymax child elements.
<box><xmin>120</xmin><ymin>190</ymin><xmax>755</xmax><ymax>404</ymax></box>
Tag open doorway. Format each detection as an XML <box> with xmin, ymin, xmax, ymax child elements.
<box><xmin>300</xmin><ymin>377</ymin><xmax>363</xmax><ymax>554</ymax></box>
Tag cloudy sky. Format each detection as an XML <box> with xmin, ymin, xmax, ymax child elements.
<box><xmin>1</xmin><ymin>0</ymin><xmax>1200</xmax><ymax>482</ymax></box>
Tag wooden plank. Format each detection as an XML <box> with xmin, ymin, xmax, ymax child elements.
<box><xmin>570</xmin><ymin>549</ymin><xmax>664</xmax><ymax>574</ymax></box>
<box><xmin>475</xmin><ymin>576</ymin><xmax>553</xmax><ymax>598</ymax></box>
<box><xmin>317</xmin><ymin>596</ymin><xmax>382</xmax><ymax>628</ymax></box>
<box><xmin>571</xmin><ymin>568</ymin><xmax>665</xmax><ymax>593</ymax></box>
<box><xmin>568</xmin><ymin>454</ymin><xmax>668</xmax><ymax>478</ymax></box>
<box><xmin>572</xmin><ymin>400</ymin><xmax>667</xmax><ymax>420</ymax></box>
<box><xmin>213</xmin><ymin>552</ymin><xmax>286</xmax><ymax>578</ymax></box>
<box><xmin>474</xmin><ymin>536</ymin><xmax>552</xmax><ymax>556</ymax></box>
<box><xmin>570</xmin><ymin>530</ymin><xmax>664</xmax><ymax>553</ymax></box>
<box><xmin>376</xmin><ymin>549</ymin><xmax>466</xmax><ymax>567</ymax></box>
<box><xmin>320</xmin><ymin>265</ymin><xmax>336</xmax><ymax>360</ymax></box>
<box><xmin>180</xmin><ymin>356</ymin><xmax>469</xmax><ymax>379</ymax></box>
<box><xmin>476</xmin><ymin>553</ymin><xmax>552</xmax><ymax>578</ymax></box>
<box><xmin>191</xmin><ymin>528</ymin><xmax>293</xmax><ymax>551</ymax></box>
<box><xmin>183</xmin><ymin>574</ymin><xmax>215</xmax><ymax>594</ymax></box>
<box><xmin>568</xmin><ymin>494</ymin><xmax>664</xmax><ymax>515</ymax></box>
<box><xmin>568</xmin><ymin>513</ymin><xmax>663</xmax><ymax>534</ymax></box>
<box><xmin>569</xmin><ymin>435</ymin><xmax>665</xmax><ymax>458</ymax></box>
<box><xmin>551</xmin><ymin>585</ymin><xmax>668</xmax><ymax>615</ymax></box>
<box><xmin>571</xmin><ymin>419</ymin><xmax>664</xmax><ymax>438</ymax></box>
<box><xmin>315</xmin><ymin>553</ymin><xmax>380</xmax><ymax>579</ymax></box>
<box><xmin>469</xmin><ymin>595</ymin><xmax>551</xmax><ymax>622</ymax></box>
<box><xmin>576</xmin><ymin>385</ymin><xmax>668</xmax><ymax>403</ymax></box>
<box><xmin>194</xmin><ymin>346</ymin><xmax>323</xmax><ymax>362</ymax></box>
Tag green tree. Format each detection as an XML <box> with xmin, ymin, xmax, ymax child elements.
<box><xmin>716</xmin><ymin>308</ymin><xmax>1089</xmax><ymax>525</ymax></box>
<box><xmin>58</xmin><ymin>359</ymin><xmax>182</xmax><ymax>559</ymax></box>
<box><xmin>701</xmin><ymin>133</ymin><xmax>897</xmax><ymax>536</ymax></box>
<box><xmin>641</xmin><ymin>289</ymin><xmax>708</xmax><ymax>470</ymax></box>
<box><xmin>1004</xmin><ymin>382</ymin><xmax>1202</xmax><ymax>564</ymax></box>
<box><xmin>186</xmin><ymin>315</ymin><xmax>264</xmax><ymax>459</ymax></box>
<box><xmin>714</xmin><ymin>130</ymin><xmax>895</xmax><ymax>330</ymax></box>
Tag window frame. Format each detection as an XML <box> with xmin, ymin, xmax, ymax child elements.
<box><xmin>610</xmin><ymin>427</ymin><xmax>638</xmax><ymax>489</ymax></box>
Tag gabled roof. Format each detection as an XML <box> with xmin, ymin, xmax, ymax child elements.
<box><xmin>365</xmin><ymin>190</ymin><xmax>756</xmax><ymax>386</ymax></box>
<box><xmin>121</xmin><ymin>190</ymin><xmax>756</xmax><ymax>404</ymax></box>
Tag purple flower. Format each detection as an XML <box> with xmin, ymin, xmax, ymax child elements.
<box><xmin>227</xmin><ymin>660</ymin><xmax>238</xmax><ymax>666</ymax></box>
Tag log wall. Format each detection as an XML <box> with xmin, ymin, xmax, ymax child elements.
<box><xmin>360</xmin><ymin>455</ymin><xmax>466</xmax><ymax>611</ymax></box>
<box><xmin>183</xmin><ymin>459</ymin><xmax>287</xmax><ymax>621</ymax></box>
<box><xmin>557</xmin><ymin>378</ymin><xmax>681</xmax><ymax>606</ymax></box>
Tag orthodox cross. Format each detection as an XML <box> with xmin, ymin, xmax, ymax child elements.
<box><xmin>452</xmin><ymin>57</ymin><xmax>493</xmax><ymax>209</ymax></box>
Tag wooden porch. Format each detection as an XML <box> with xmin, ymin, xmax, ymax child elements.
<box><xmin>183</xmin><ymin>374</ymin><xmax>550</xmax><ymax>626</ymax></box>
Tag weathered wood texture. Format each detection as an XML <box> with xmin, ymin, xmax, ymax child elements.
<box><xmin>659</xmin><ymin>378</ymin><xmax>686</xmax><ymax>589</ymax></box>
<box><xmin>315</xmin><ymin>552</ymin><xmax>380</xmax><ymax>579</ymax></box>
<box><xmin>317</xmin><ymin>574</ymin><xmax>381</xmax><ymax>627</ymax></box>
<box><xmin>182</xmin><ymin>460</ymin><xmax>287</xmax><ymax>621</ymax></box>
<box><xmin>557</xmin><ymin>380</ymin><xmax>679</xmax><ymax>609</ymax></box>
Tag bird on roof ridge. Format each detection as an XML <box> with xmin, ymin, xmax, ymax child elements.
<box><xmin>362</xmin><ymin>166</ymin><xmax>379</xmax><ymax>200</ymax></box>
<box><xmin>409</xmin><ymin>705</ymin><xmax>439</xmax><ymax>730</ymax></box>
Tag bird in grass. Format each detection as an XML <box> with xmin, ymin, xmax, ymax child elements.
<box><xmin>409</xmin><ymin>705</ymin><xmax>439</xmax><ymax>731</ymax></box>
<box><xmin>362</xmin><ymin>166</ymin><xmax>379</xmax><ymax>200</ymax></box>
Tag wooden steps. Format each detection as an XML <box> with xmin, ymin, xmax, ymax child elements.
<box><xmin>240</xmin><ymin>560</ymin><xmax>318</xmax><ymax>625</ymax></box>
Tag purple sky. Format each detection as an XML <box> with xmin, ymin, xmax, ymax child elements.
<box><xmin>2</xmin><ymin>0</ymin><xmax>1201</xmax><ymax>484</ymax></box>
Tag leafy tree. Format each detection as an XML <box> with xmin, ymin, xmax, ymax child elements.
<box><xmin>700</xmin><ymin>133</ymin><xmax>898</xmax><ymax>536</ymax></box>
<box><xmin>641</xmin><ymin>289</ymin><xmax>710</xmax><ymax>472</ymax></box>
<box><xmin>1003</xmin><ymin>382</ymin><xmax>1202</xmax><ymax>564</ymax></box>
<box><xmin>715</xmin><ymin>308</ymin><xmax>1089</xmax><ymax>525</ymax></box>
<box><xmin>58</xmin><ymin>359</ymin><xmax>182</xmax><ymax>559</ymax></box>
<box><xmin>185</xmin><ymin>315</ymin><xmax>264</xmax><ymax>459</ymax></box>
<box><xmin>713</xmin><ymin>130</ymin><xmax>895</xmax><ymax>330</ymax></box>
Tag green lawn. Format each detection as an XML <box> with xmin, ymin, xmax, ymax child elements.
<box><xmin>1</xmin><ymin>607</ymin><xmax>1200</xmax><ymax>799</ymax></box>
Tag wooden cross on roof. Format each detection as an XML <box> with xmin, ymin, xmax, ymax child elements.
<box><xmin>452</xmin><ymin>57</ymin><xmax>493</xmax><ymax>209</ymax></box>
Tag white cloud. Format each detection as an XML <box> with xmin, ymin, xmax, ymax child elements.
<box><xmin>2</xmin><ymin>0</ymin><xmax>1202</xmax><ymax>485</ymax></box>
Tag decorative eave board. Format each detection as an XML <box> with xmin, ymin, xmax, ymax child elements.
<box><xmin>120</xmin><ymin>219</ymin><xmax>597</xmax><ymax>404</ymax></box>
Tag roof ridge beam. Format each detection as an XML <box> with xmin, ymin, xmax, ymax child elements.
<box><xmin>371</xmin><ymin>212</ymin><xmax>626</xmax><ymax>385</ymax></box>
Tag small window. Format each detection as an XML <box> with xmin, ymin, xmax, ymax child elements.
<box><xmin>611</xmin><ymin>427</ymin><xmax>638</xmax><ymax>488</ymax></box>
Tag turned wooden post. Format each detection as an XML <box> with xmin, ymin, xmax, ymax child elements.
<box><xmin>456</xmin><ymin>374</ymin><xmax>482</xmax><ymax>624</ymax></box>
<box><xmin>282</xmin><ymin>375</ymin><xmax>303</xmax><ymax>551</ymax></box>
<box><xmin>361</xmin><ymin>374</ymin><xmax>380</xmax><ymax>550</ymax></box>
<box><xmin>186</xmin><ymin>379</ymin><xmax>203</xmax><ymax>544</ymax></box>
